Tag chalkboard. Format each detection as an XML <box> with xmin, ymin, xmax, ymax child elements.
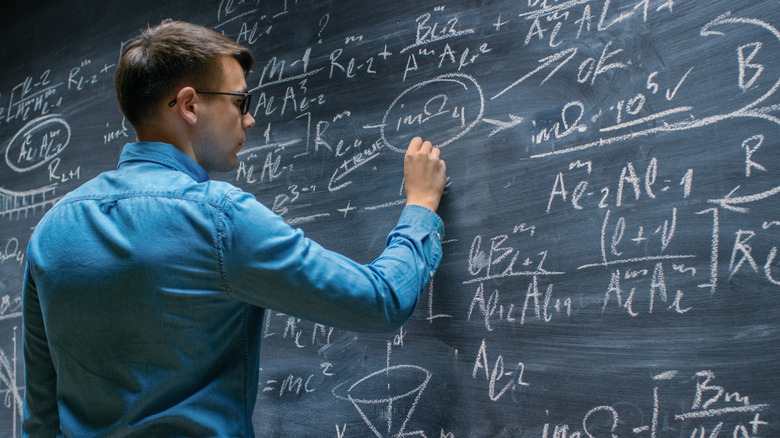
<box><xmin>1</xmin><ymin>1</ymin><xmax>778</xmax><ymax>437</ymax></box>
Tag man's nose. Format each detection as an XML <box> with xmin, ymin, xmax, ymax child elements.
<box><xmin>243</xmin><ymin>113</ymin><xmax>255</xmax><ymax>130</ymax></box>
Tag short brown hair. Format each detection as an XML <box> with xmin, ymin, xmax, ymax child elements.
<box><xmin>115</xmin><ymin>21</ymin><xmax>254</xmax><ymax>127</ymax></box>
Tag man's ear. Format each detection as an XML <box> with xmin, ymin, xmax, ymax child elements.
<box><xmin>172</xmin><ymin>87</ymin><xmax>199</xmax><ymax>125</ymax></box>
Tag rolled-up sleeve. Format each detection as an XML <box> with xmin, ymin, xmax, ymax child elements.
<box><xmin>219</xmin><ymin>190</ymin><xmax>443</xmax><ymax>332</ymax></box>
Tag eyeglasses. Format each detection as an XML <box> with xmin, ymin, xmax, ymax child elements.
<box><xmin>168</xmin><ymin>90</ymin><xmax>253</xmax><ymax>115</ymax></box>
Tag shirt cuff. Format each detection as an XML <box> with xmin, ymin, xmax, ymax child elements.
<box><xmin>397</xmin><ymin>204</ymin><xmax>445</xmax><ymax>242</ymax></box>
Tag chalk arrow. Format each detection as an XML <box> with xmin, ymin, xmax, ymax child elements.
<box><xmin>482</xmin><ymin>114</ymin><xmax>524</xmax><ymax>136</ymax></box>
<box><xmin>701</xmin><ymin>11</ymin><xmax>780</xmax><ymax>42</ymax></box>
<box><xmin>708</xmin><ymin>184</ymin><xmax>780</xmax><ymax>213</ymax></box>
<box><xmin>700</xmin><ymin>11</ymin><xmax>733</xmax><ymax>37</ymax></box>
<box><xmin>491</xmin><ymin>47</ymin><xmax>578</xmax><ymax>100</ymax></box>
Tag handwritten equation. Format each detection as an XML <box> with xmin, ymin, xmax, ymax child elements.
<box><xmin>0</xmin><ymin>0</ymin><xmax>777</xmax><ymax>437</ymax></box>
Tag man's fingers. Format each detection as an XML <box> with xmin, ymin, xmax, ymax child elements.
<box><xmin>407</xmin><ymin>137</ymin><xmax>423</xmax><ymax>153</ymax></box>
<box><xmin>407</xmin><ymin>137</ymin><xmax>437</xmax><ymax>157</ymax></box>
<box><xmin>403</xmin><ymin>136</ymin><xmax>447</xmax><ymax>212</ymax></box>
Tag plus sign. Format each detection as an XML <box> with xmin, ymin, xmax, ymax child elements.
<box><xmin>338</xmin><ymin>201</ymin><xmax>357</xmax><ymax>217</ymax></box>
<box><xmin>378</xmin><ymin>44</ymin><xmax>392</xmax><ymax>60</ymax></box>
<box><xmin>493</xmin><ymin>14</ymin><xmax>510</xmax><ymax>31</ymax></box>
<box><xmin>750</xmin><ymin>413</ymin><xmax>768</xmax><ymax>434</ymax></box>
<box><xmin>631</xmin><ymin>226</ymin><xmax>647</xmax><ymax>244</ymax></box>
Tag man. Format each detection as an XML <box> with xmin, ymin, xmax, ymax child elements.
<box><xmin>23</xmin><ymin>21</ymin><xmax>446</xmax><ymax>437</ymax></box>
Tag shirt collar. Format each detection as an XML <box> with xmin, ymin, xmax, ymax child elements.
<box><xmin>118</xmin><ymin>142</ymin><xmax>210</xmax><ymax>183</ymax></box>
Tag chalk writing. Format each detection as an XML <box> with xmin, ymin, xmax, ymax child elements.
<box><xmin>0</xmin><ymin>1</ymin><xmax>778</xmax><ymax>437</ymax></box>
<box><xmin>0</xmin><ymin>329</ymin><xmax>22</xmax><ymax>437</ymax></box>
<box><xmin>332</xmin><ymin>364</ymin><xmax>431</xmax><ymax>438</ymax></box>
<box><xmin>0</xmin><ymin>185</ymin><xmax>60</xmax><ymax>219</ymax></box>
<box><xmin>5</xmin><ymin>115</ymin><xmax>71</xmax><ymax>173</ymax></box>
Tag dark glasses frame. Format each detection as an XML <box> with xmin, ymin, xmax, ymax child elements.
<box><xmin>168</xmin><ymin>90</ymin><xmax>252</xmax><ymax>115</ymax></box>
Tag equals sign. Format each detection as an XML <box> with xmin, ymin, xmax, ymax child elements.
<box><xmin>263</xmin><ymin>380</ymin><xmax>277</xmax><ymax>392</ymax></box>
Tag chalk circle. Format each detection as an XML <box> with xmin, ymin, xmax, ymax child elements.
<box><xmin>5</xmin><ymin>115</ymin><xmax>71</xmax><ymax>173</ymax></box>
<box><xmin>332</xmin><ymin>364</ymin><xmax>431</xmax><ymax>404</ymax></box>
<box><xmin>380</xmin><ymin>73</ymin><xmax>484</xmax><ymax>153</ymax></box>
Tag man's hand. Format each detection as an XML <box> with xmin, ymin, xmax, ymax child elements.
<box><xmin>404</xmin><ymin>137</ymin><xmax>447</xmax><ymax>212</ymax></box>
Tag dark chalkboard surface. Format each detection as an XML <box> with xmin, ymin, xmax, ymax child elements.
<box><xmin>1</xmin><ymin>1</ymin><xmax>778</xmax><ymax>437</ymax></box>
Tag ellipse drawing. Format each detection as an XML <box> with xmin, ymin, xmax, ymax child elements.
<box><xmin>5</xmin><ymin>115</ymin><xmax>71</xmax><ymax>173</ymax></box>
<box><xmin>380</xmin><ymin>73</ymin><xmax>484</xmax><ymax>153</ymax></box>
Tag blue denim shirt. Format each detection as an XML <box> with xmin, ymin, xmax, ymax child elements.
<box><xmin>22</xmin><ymin>141</ymin><xmax>444</xmax><ymax>437</ymax></box>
